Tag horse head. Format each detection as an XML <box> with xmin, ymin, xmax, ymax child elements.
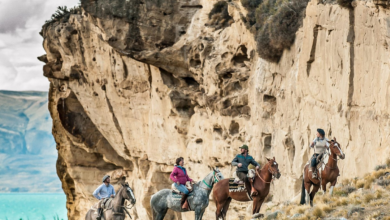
<box><xmin>328</xmin><ymin>137</ymin><xmax>345</xmax><ymax>159</ymax></box>
<box><xmin>266</xmin><ymin>157</ymin><xmax>281</xmax><ymax>179</ymax></box>
<box><xmin>212</xmin><ymin>167</ymin><xmax>224</xmax><ymax>183</ymax></box>
<box><xmin>121</xmin><ymin>182</ymin><xmax>136</xmax><ymax>205</ymax></box>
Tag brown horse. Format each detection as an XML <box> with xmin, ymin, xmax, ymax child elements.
<box><xmin>300</xmin><ymin>137</ymin><xmax>345</xmax><ymax>206</ymax></box>
<box><xmin>213</xmin><ymin>157</ymin><xmax>281</xmax><ymax>219</ymax></box>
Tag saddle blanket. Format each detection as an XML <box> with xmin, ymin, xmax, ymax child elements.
<box><xmin>228</xmin><ymin>178</ymin><xmax>246</xmax><ymax>193</ymax></box>
<box><xmin>171</xmin><ymin>191</ymin><xmax>194</xmax><ymax>200</ymax></box>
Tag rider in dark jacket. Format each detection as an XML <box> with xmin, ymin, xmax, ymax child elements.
<box><xmin>231</xmin><ymin>145</ymin><xmax>260</xmax><ymax>195</ymax></box>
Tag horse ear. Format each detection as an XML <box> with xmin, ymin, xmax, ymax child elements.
<box><xmin>273</xmin><ymin>156</ymin><xmax>275</xmax><ymax>161</ymax></box>
<box><xmin>266</xmin><ymin>157</ymin><xmax>271</xmax><ymax>161</ymax></box>
<box><xmin>334</xmin><ymin>137</ymin><xmax>337</xmax><ymax>142</ymax></box>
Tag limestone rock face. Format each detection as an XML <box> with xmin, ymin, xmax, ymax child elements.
<box><xmin>41</xmin><ymin>0</ymin><xmax>390</xmax><ymax>219</ymax></box>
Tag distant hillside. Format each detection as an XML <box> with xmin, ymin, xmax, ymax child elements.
<box><xmin>0</xmin><ymin>90</ymin><xmax>60</xmax><ymax>192</ymax></box>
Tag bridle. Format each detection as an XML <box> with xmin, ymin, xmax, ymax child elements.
<box><xmin>202</xmin><ymin>170</ymin><xmax>222</xmax><ymax>190</ymax></box>
<box><xmin>256</xmin><ymin>162</ymin><xmax>279</xmax><ymax>184</ymax></box>
<box><xmin>325</xmin><ymin>142</ymin><xmax>343</xmax><ymax>169</ymax></box>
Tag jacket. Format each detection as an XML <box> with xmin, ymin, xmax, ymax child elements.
<box><xmin>170</xmin><ymin>165</ymin><xmax>193</xmax><ymax>185</ymax></box>
<box><xmin>231</xmin><ymin>154</ymin><xmax>260</xmax><ymax>172</ymax></box>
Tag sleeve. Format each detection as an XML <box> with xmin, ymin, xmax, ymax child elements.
<box><xmin>93</xmin><ymin>185</ymin><xmax>102</xmax><ymax>200</ymax></box>
<box><xmin>326</xmin><ymin>138</ymin><xmax>330</xmax><ymax>147</ymax></box>
<box><xmin>231</xmin><ymin>155</ymin><xmax>239</xmax><ymax>166</ymax></box>
<box><xmin>310</xmin><ymin>138</ymin><xmax>316</xmax><ymax>148</ymax></box>
<box><xmin>186</xmin><ymin>172</ymin><xmax>193</xmax><ymax>182</ymax></box>
<box><xmin>250</xmin><ymin>157</ymin><xmax>260</xmax><ymax>167</ymax></box>
<box><xmin>111</xmin><ymin>186</ymin><xmax>116</xmax><ymax>196</ymax></box>
<box><xmin>170</xmin><ymin>168</ymin><xmax>178</xmax><ymax>182</ymax></box>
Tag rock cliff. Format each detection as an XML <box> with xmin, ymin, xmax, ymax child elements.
<box><xmin>40</xmin><ymin>0</ymin><xmax>390</xmax><ymax>219</ymax></box>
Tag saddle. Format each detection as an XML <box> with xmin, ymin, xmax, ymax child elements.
<box><xmin>92</xmin><ymin>198</ymin><xmax>113</xmax><ymax>215</ymax></box>
<box><xmin>308</xmin><ymin>152</ymin><xmax>329</xmax><ymax>179</ymax></box>
<box><xmin>171</xmin><ymin>181</ymin><xmax>193</xmax><ymax>194</ymax></box>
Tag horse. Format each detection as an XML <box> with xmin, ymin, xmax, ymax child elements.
<box><xmin>85</xmin><ymin>182</ymin><xmax>136</xmax><ymax>220</ymax></box>
<box><xmin>300</xmin><ymin>137</ymin><xmax>345</xmax><ymax>206</ymax></box>
<box><xmin>150</xmin><ymin>167</ymin><xmax>224</xmax><ymax>220</ymax></box>
<box><xmin>213</xmin><ymin>157</ymin><xmax>281</xmax><ymax>220</ymax></box>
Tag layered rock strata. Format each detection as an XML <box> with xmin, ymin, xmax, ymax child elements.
<box><xmin>40</xmin><ymin>0</ymin><xmax>390</xmax><ymax>219</ymax></box>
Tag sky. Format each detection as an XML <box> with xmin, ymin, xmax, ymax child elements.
<box><xmin>0</xmin><ymin>0</ymin><xmax>80</xmax><ymax>91</ymax></box>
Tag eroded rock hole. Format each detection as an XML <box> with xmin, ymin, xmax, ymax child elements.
<box><xmin>229</xmin><ymin>121</ymin><xmax>239</xmax><ymax>135</ymax></box>
<box><xmin>195</xmin><ymin>138</ymin><xmax>203</xmax><ymax>144</ymax></box>
<box><xmin>284</xmin><ymin>137</ymin><xmax>295</xmax><ymax>164</ymax></box>
<box><xmin>232</xmin><ymin>45</ymin><xmax>249</xmax><ymax>64</ymax></box>
<box><xmin>160</xmin><ymin>68</ymin><xmax>180</xmax><ymax>88</ymax></box>
<box><xmin>182</xmin><ymin>77</ymin><xmax>199</xmax><ymax>88</ymax></box>
<box><xmin>263</xmin><ymin>94</ymin><xmax>276</xmax><ymax>102</ymax></box>
<box><xmin>263</xmin><ymin>135</ymin><xmax>272</xmax><ymax>156</ymax></box>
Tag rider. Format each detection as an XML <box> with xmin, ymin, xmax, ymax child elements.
<box><xmin>309</xmin><ymin>128</ymin><xmax>330</xmax><ymax>179</ymax></box>
<box><xmin>170</xmin><ymin>157</ymin><xmax>195</xmax><ymax>210</ymax></box>
<box><xmin>231</xmin><ymin>145</ymin><xmax>260</xmax><ymax>195</ymax></box>
<box><xmin>93</xmin><ymin>175</ymin><xmax>116</xmax><ymax>220</ymax></box>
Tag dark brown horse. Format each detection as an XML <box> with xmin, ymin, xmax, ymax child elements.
<box><xmin>213</xmin><ymin>157</ymin><xmax>281</xmax><ymax>219</ymax></box>
<box><xmin>300</xmin><ymin>137</ymin><xmax>345</xmax><ymax>206</ymax></box>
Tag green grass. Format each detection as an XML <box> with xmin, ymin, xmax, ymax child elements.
<box><xmin>208</xmin><ymin>1</ymin><xmax>234</xmax><ymax>29</ymax></box>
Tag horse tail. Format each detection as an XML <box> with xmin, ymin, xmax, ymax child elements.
<box><xmin>300</xmin><ymin>172</ymin><xmax>306</xmax><ymax>205</ymax></box>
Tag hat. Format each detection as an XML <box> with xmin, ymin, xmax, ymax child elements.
<box><xmin>102</xmin><ymin>175</ymin><xmax>110</xmax><ymax>183</ymax></box>
<box><xmin>317</xmin><ymin>128</ymin><xmax>325</xmax><ymax>137</ymax></box>
<box><xmin>239</xmin><ymin>145</ymin><xmax>249</xmax><ymax>150</ymax></box>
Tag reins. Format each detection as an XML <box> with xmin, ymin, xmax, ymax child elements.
<box><xmin>201</xmin><ymin>171</ymin><xmax>221</xmax><ymax>190</ymax></box>
<box><xmin>256</xmin><ymin>166</ymin><xmax>274</xmax><ymax>184</ymax></box>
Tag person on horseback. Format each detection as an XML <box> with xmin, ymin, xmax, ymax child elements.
<box><xmin>170</xmin><ymin>157</ymin><xmax>196</xmax><ymax>210</ymax></box>
<box><xmin>231</xmin><ymin>144</ymin><xmax>260</xmax><ymax>195</ymax></box>
<box><xmin>93</xmin><ymin>175</ymin><xmax>116</xmax><ymax>220</ymax></box>
<box><xmin>309</xmin><ymin>128</ymin><xmax>330</xmax><ymax>179</ymax></box>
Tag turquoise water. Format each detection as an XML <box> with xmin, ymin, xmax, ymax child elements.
<box><xmin>0</xmin><ymin>193</ymin><xmax>67</xmax><ymax>220</ymax></box>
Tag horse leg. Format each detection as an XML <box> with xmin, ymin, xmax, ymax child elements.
<box><xmin>195</xmin><ymin>208</ymin><xmax>205</xmax><ymax>220</ymax></box>
<box><xmin>221</xmin><ymin>197</ymin><xmax>232</xmax><ymax>219</ymax></box>
<box><xmin>155</xmin><ymin>209</ymin><xmax>168</xmax><ymax>220</ymax></box>
<box><xmin>215</xmin><ymin>200</ymin><xmax>225</xmax><ymax>220</ymax></box>
<box><xmin>251</xmin><ymin>197</ymin><xmax>265</xmax><ymax>219</ymax></box>
<box><xmin>309</xmin><ymin>184</ymin><xmax>320</xmax><ymax>207</ymax></box>
<box><xmin>330</xmin><ymin>179</ymin><xmax>338</xmax><ymax>196</ymax></box>
<box><xmin>304</xmin><ymin>182</ymin><xmax>311</xmax><ymax>206</ymax></box>
<box><xmin>322</xmin><ymin>181</ymin><xmax>327</xmax><ymax>195</ymax></box>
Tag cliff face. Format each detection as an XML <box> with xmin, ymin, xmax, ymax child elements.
<box><xmin>40</xmin><ymin>0</ymin><xmax>390</xmax><ymax>219</ymax></box>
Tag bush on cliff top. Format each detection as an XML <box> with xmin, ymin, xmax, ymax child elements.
<box><xmin>239</xmin><ymin>0</ymin><xmax>309</xmax><ymax>62</ymax></box>
<box><xmin>337</xmin><ymin>0</ymin><xmax>353</xmax><ymax>8</ymax></box>
<box><xmin>208</xmin><ymin>1</ymin><xmax>234</xmax><ymax>29</ymax></box>
<box><xmin>44</xmin><ymin>5</ymin><xmax>81</xmax><ymax>25</ymax></box>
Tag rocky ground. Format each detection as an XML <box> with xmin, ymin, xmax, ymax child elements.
<box><xmin>258</xmin><ymin>161</ymin><xmax>390</xmax><ymax>220</ymax></box>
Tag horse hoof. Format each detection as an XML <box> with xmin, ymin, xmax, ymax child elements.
<box><xmin>251</xmin><ymin>213</ymin><xmax>264</xmax><ymax>219</ymax></box>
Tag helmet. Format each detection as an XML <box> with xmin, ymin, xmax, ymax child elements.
<box><xmin>102</xmin><ymin>175</ymin><xmax>110</xmax><ymax>183</ymax></box>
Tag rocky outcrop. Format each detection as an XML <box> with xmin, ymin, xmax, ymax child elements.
<box><xmin>40</xmin><ymin>0</ymin><xmax>390</xmax><ymax>219</ymax></box>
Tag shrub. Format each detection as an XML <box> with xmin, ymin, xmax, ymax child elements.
<box><xmin>312</xmin><ymin>207</ymin><xmax>324</xmax><ymax>218</ymax></box>
<box><xmin>363</xmin><ymin>193</ymin><xmax>375</xmax><ymax>203</ymax></box>
<box><xmin>374</xmin><ymin>164</ymin><xmax>387</xmax><ymax>171</ymax></box>
<box><xmin>377</xmin><ymin>179</ymin><xmax>390</xmax><ymax>186</ymax></box>
<box><xmin>45</xmin><ymin>5</ymin><xmax>81</xmax><ymax>25</ymax></box>
<box><xmin>241</xmin><ymin>0</ymin><xmax>310</xmax><ymax>62</ymax></box>
<box><xmin>337</xmin><ymin>0</ymin><xmax>353</xmax><ymax>8</ymax></box>
<box><xmin>208</xmin><ymin>1</ymin><xmax>233</xmax><ymax>29</ymax></box>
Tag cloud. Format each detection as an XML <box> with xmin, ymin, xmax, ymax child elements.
<box><xmin>0</xmin><ymin>0</ymin><xmax>80</xmax><ymax>91</ymax></box>
<box><xmin>0</xmin><ymin>0</ymin><xmax>46</xmax><ymax>33</ymax></box>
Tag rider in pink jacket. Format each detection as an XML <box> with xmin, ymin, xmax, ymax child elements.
<box><xmin>170</xmin><ymin>157</ymin><xmax>195</xmax><ymax>210</ymax></box>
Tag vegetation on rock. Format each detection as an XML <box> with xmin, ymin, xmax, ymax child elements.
<box><xmin>208</xmin><ymin>1</ymin><xmax>234</xmax><ymax>29</ymax></box>
<box><xmin>44</xmin><ymin>5</ymin><xmax>81</xmax><ymax>25</ymax></box>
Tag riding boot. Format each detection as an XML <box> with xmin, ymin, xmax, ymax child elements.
<box><xmin>249</xmin><ymin>178</ymin><xmax>258</xmax><ymax>196</ymax></box>
<box><xmin>96</xmin><ymin>208</ymin><xmax>102</xmax><ymax>220</ymax></box>
<box><xmin>181</xmin><ymin>194</ymin><xmax>189</xmax><ymax>210</ymax></box>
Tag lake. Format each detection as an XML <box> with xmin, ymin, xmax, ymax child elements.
<box><xmin>0</xmin><ymin>193</ymin><xmax>67</xmax><ymax>220</ymax></box>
